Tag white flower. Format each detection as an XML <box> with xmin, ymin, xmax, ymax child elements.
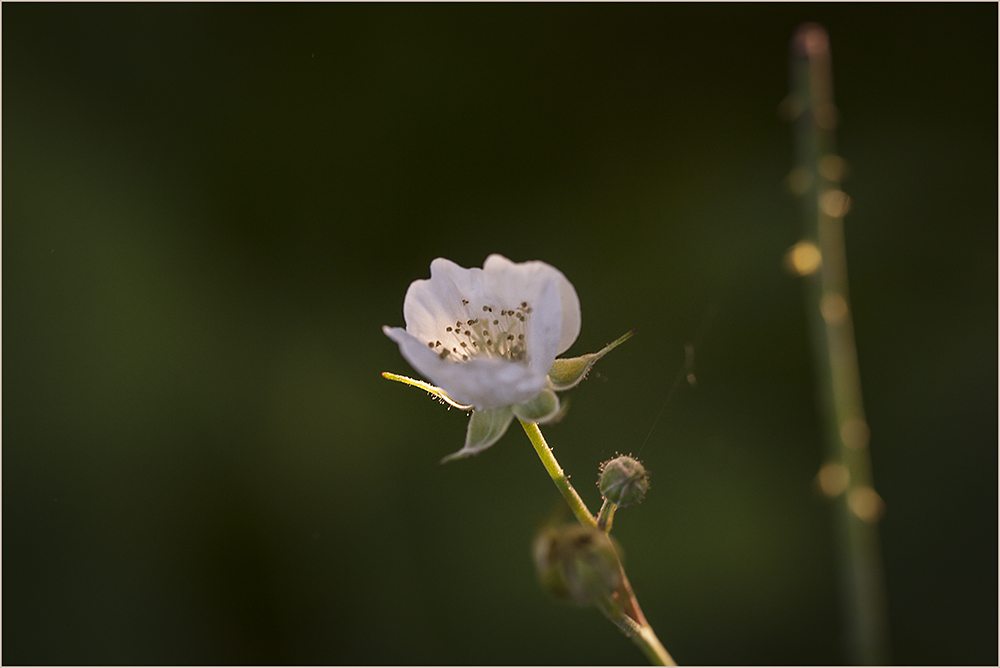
<box><xmin>384</xmin><ymin>254</ymin><xmax>631</xmax><ymax>462</ymax></box>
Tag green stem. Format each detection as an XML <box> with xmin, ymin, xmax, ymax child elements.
<box><xmin>520</xmin><ymin>419</ymin><xmax>676</xmax><ymax>666</ymax></box>
<box><xmin>597</xmin><ymin>498</ymin><xmax>617</xmax><ymax>532</ymax></box>
<box><xmin>596</xmin><ymin>593</ymin><xmax>676</xmax><ymax>666</ymax></box>
<box><xmin>519</xmin><ymin>420</ymin><xmax>597</xmax><ymax>528</ymax></box>
<box><xmin>790</xmin><ymin>23</ymin><xmax>890</xmax><ymax>665</ymax></box>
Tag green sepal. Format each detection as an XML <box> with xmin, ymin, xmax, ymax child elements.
<box><xmin>547</xmin><ymin>329</ymin><xmax>635</xmax><ymax>391</ymax></box>
<box><xmin>440</xmin><ymin>406</ymin><xmax>515</xmax><ymax>464</ymax></box>
<box><xmin>512</xmin><ymin>388</ymin><xmax>560</xmax><ymax>424</ymax></box>
<box><xmin>381</xmin><ymin>371</ymin><xmax>474</xmax><ymax>410</ymax></box>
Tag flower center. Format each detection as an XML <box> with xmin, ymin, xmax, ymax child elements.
<box><xmin>427</xmin><ymin>298</ymin><xmax>533</xmax><ymax>363</ymax></box>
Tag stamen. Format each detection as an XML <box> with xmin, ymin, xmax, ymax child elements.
<box><xmin>435</xmin><ymin>298</ymin><xmax>532</xmax><ymax>364</ymax></box>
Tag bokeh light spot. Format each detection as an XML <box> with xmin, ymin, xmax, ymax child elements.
<box><xmin>784</xmin><ymin>241</ymin><xmax>822</xmax><ymax>276</ymax></box>
<box><xmin>820</xmin><ymin>293</ymin><xmax>849</xmax><ymax>324</ymax></box>
<box><xmin>820</xmin><ymin>189</ymin><xmax>852</xmax><ymax>218</ymax></box>
<box><xmin>840</xmin><ymin>417</ymin><xmax>870</xmax><ymax>451</ymax></box>
<box><xmin>848</xmin><ymin>486</ymin><xmax>885</xmax><ymax>523</ymax></box>
<box><xmin>818</xmin><ymin>154</ymin><xmax>849</xmax><ymax>182</ymax></box>
<box><xmin>816</xmin><ymin>462</ymin><xmax>850</xmax><ymax>498</ymax></box>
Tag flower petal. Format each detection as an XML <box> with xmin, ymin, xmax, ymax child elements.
<box><xmin>400</xmin><ymin>258</ymin><xmax>477</xmax><ymax>345</ymax></box>
<box><xmin>383</xmin><ymin>326</ymin><xmax>547</xmax><ymax>408</ymax></box>
<box><xmin>483</xmin><ymin>254</ymin><xmax>580</xmax><ymax>354</ymax></box>
<box><xmin>440</xmin><ymin>406</ymin><xmax>515</xmax><ymax>463</ymax></box>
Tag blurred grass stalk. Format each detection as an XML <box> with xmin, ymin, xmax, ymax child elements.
<box><xmin>787</xmin><ymin>23</ymin><xmax>890</xmax><ymax>664</ymax></box>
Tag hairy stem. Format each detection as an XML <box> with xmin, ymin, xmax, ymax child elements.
<box><xmin>790</xmin><ymin>23</ymin><xmax>890</xmax><ymax>665</ymax></box>
<box><xmin>520</xmin><ymin>420</ymin><xmax>597</xmax><ymax>528</ymax></box>
<box><xmin>520</xmin><ymin>419</ymin><xmax>676</xmax><ymax>666</ymax></box>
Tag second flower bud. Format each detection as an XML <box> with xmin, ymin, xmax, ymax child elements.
<box><xmin>598</xmin><ymin>455</ymin><xmax>649</xmax><ymax>508</ymax></box>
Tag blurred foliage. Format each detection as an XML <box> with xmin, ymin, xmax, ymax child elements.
<box><xmin>4</xmin><ymin>3</ymin><xmax>996</xmax><ymax>665</ymax></box>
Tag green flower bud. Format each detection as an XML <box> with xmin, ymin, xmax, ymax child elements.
<box><xmin>533</xmin><ymin>524</ymin><xmax>623</xmax><ymax>606</ymax></box>
<box><xmin>598</xmin><ymin>455</ymin><xmax>649</xmax><ymax>507</ymax></box>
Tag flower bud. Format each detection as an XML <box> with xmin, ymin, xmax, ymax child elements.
<box><xmin>533</xmin><ymin>524</ymin><xmax>623</xmax><ymax>605</ymax></box>
<box><xmin>598</xmin><ymin>455</ymin><xmax>649</xmax><ymax>507</ymax></box>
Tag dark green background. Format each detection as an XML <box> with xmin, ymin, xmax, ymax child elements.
<box><xmin>4</xmin><ymin>3</ymin><xmax>996</xmax><ymax>665</ymax></box>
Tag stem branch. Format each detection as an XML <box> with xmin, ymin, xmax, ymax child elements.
<box><xmin>520</xmin><ymin>419</ymin><xmax>675</xmax><ymax>666</ymax></box>
<box><xmin>597</xmin><ymin>498</ymin><xmax>617</xmax><ymax>532</ymax></box>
